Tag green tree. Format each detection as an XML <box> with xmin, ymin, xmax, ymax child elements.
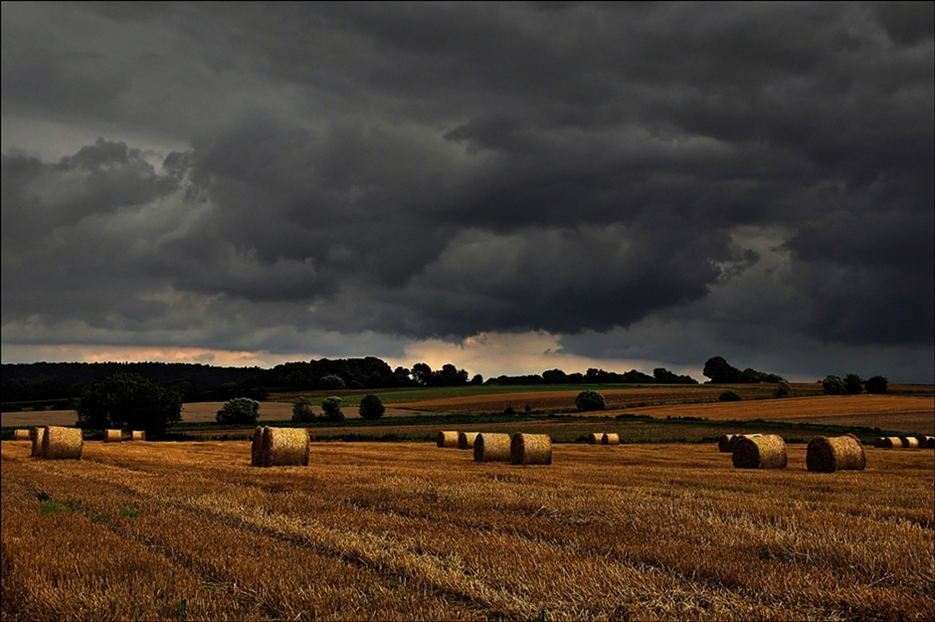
<box><xmin>822</xmin><ymin>375</ymin><xmax>846</xmax><ymax>395</ymax></box>
<box><xmin>358</xmin><ymin>394</ymin><xmax>385</xmax><ymax>420</ymax></box>
<box><xmin>291</xmin><ymin>398</ymin><xmax>316</xmax><ymax>423</ymax></box>
<box><xmin>412</xmin><ymin>363</ymin><xmax>433</xmax><ymax>386</ymax></box>
<box><xmin>321</xmin><ymin>396</ymin><xmax>345</xmax><ymax>421</ymax></box>
<box><xmin>864</xmin><ymin>375</ymin><xmax>889</xmax><ymax>394</ymax></box>
<box><xmin>575</xmin><ymin>390</ymin><xmax>606</xmax><ymax>411</ymax></box>
<box><xmin>702</xmin><ymin>356</ymin><xmax>744</xmax><ymax>383</ymax></box>
<box><xmin>844</xmin><ymin>374</ymin><xmax>863</xmax><ymax>395</ymax></box>
<box><xmin>436</xmin><ymin>363</ymin><xmax>469</xmax><ymax>386</ymax></box>
<box><xmin>76</xmin><ymin>372</ymin><xmax>182</xmax><ymax>438</ymax></box>
<box><xmin>215</xmin><ymin>397</ymin><xmax>260</xmax><ymax>424</ymax></box>
<box><xmin>774</xmin><ymin>379</ymin><xmax>792</xmax><ymax>398</ymax></box>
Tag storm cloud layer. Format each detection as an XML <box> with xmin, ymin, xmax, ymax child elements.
<box><xmin>2</xmin><ymin>3</ymin><xmax>933</xmax><ymax>381</ymax></box>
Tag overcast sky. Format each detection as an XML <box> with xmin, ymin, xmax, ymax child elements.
<box><xmin>2</xmin><ymin>2</ymin><xmax>933</xmax><ymax>382</ymax></box>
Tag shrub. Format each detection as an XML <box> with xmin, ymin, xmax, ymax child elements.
<box><xmin>774</xmin><ymin>380</ymin><xmax>792</xmax><ymax>398</ymax></box>
<box><xmin>291</xmin><ymin>398</ymin><xmax>316</xmax><ymax>423</ymax></box>
<box><xmin>864</xmin><ymin>375</ymin><xmax>888</xmax><ymax>394</ymax></box>
<box><xmin>216</xmin><ymin>397</ymin><xmax>260</xmax><ymax>424</ymax></box>
<box><xmin>844</xmin><ymin>374</ymin><xmax>863</xmax><ymax>395</ymax></box>
<box><xmin>575</xmin><ymin>390</ymin><xmax>606</xmax><ymax>411</ymax></box>
<box><xmin>358</xmin><ymin>394</ymin><xmax>385</xmax><ymax>420</ymax></box>
<box><xmin>321</xmin><ymin>396</ymin><xmax>345</xmax><ymax>422</ymax></box>
<box><xmin>719</xmin><ymin>390</ymin><xmax>742</xmax><ymax>402</ymax></box>
<box><xmin>822</xmin><ymin>375</ymin><xmax>846</xmax><ymax>395</ymax></box>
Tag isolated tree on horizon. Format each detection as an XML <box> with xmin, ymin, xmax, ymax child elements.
<box><xmin>702</xmin><ymin>356</ymin><xmax>745</xmax><ymax>383</ymax></box>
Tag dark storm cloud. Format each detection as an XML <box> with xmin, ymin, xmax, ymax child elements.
<box><xmin>1</xmin><ymin>2</ymin><xmax>932</xmax><ymax>377</ymax></box>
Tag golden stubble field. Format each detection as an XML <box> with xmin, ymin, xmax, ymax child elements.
<box><xmin>2</xmin><ymin>438</ymin><xmax>933</xmax><ymax>621</ymax></box>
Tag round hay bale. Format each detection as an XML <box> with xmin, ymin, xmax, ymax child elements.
<box><xmin>260</xmin><ymin>427</ymin><xmax>309</xmax><ymax>467</ymax></box>
<box><xmin>31</xmin><ymin>427</ymin><xmax>46</xmax><ymax>457</ymax></box>
<box><xmin>40</xmin><ymin>426</ymin><xmax>83</xmax><ymax>460</ymax></box>
<box><xmin>732</xmin><ymin>434</ymin><xmax>786</xmax><ymax>469</ymax></box>
<box><xmin>806</xmin><ymin>434</ymin><xmax>866</xmax><ymax>472</ymax></box>
<box><xmin>130</xmin><ymin>430</ymin><xmax>146</xmax><ymax>441</ymax></box>
<box><xmin>588</xmin><ymin>432</ymin><xmax>603</xmax><ymax>445</ymax></box>
<box><xmin>602</xmin><ymin>433</ymin><xmax>620</xmax><ymax>445</ymax></box>
<box><xmin>873</xmin><ymin>437</ymin><xmax>887</xmax><ymax>448</ymax></box>
<box><xmin>473</xmin><ymin>433</ymin><xmax>512</xmax><ymax>462</ymax></box>
<box><xmin>901</xmin><ymin>437</ymin><xmax>919</xmax><ymax>449</ymax></box>
<box><xmin>923</xmin><ymin>436</ymin><xmax>935</xmax><ymax>449</ymax></box>
<box><xmin>718</xmin><ymin>434</ymin><xmax>737</xmax><ymax>453</ymax></box>
<box><xmin>729</xmin><ymin>433</ymin><xmax>761</xmax><ymax>452</ymax></box>
<box><xmin>13</xmin><ymin>429</ymin><xmax>30</xmax><ymax>441</ymax></box>
<box><xmin>511</xmin><ymin>433</ymin><xmax>552</xmax><ymax>465</ymax></box>
<box><xmin>437</xmin><ymin>431</ymin><xmax>459</xmax><ymax>448</ymax></box>
<box><xmin>457</xmin><ymin>431</ymin><xmax>479</xmax><ymax>450</ymax></box>
<box><xmin>103</xmin><ymin>429</ymin><xmax>122</xmax><ymax>443</ymax></box>
<box><xmin>251</xmin><ymin>426</ymin><xmax>265</xmax><ymax>466</ymax></box>
<box><xmin>882</xmin><ymin>436</ymin><xmax>902</xmax><ymax>448</ymax></box>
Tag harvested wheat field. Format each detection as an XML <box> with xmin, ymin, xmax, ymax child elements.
<box><xmin>2</xmin><ymin>440</ymin><xmax>932</xmax><ymax>621</ymax></box>
<box><xmin>391</xmin><ymin>386</ymin><xmax>761</xmax><ymax>414</ymax></box>
<box><xmin>629</xmin><ymin>394</ymin><xmax>935</xmax><ymax>433</ymax></box>
<box><xmin>0</xmin><ymin>401</ymin><xmax>299</xmax><ymax>428</ymax></box>
<box><xmin>5</xmin><ymin>393</ymin><xmax>932</xmax><ymax>437</ymax></box>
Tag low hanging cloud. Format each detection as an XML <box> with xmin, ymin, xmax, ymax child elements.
<box><xmin>1</xmin><ymin>3</ymin><xmax>932</xmax><ymax>381</ymax></box>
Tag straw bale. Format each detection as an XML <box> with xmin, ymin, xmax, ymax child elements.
<box><xmin>717</xmin><ymin>434</ymin><xmax>737</xmax><ymax>452</ymax></box>
<box><xmin>900</xmin><ymin>436</ymin><xmax>919</xmax><ymax>449</ymax></box>
<box><xmin>103</xmin><ymin>429</ymin><xmax>122</xmax><ymax>443</ymax></box>
<box><xmin>923</xmin><ymin>436</ymin><xmax>935</xmax><ymax>449</ymax></box>
<box><xmin>251</xmin><ymin>426</ymin><xmax>265</xmax><ymax>466</ymax></box>
<box><xmin>588</xmin><ymin>432</ymin><xmax>603</xmax><ymax>445</ymax></box>
<box><xmin>602</xmin><ymin>433</ymin><xmax>620</xmax><ymax>445</ymax></box>
<box><xmin>473</xmin><ymin>433</ymin><xmax>512</xmax><ymax>462</ymax></box>
<box><xmin>437</xmin><ymin>431</ymin><xmax>459</xmax><ymax>448</ymax></box>
<box><xmin>31</xmin><ymin>427</ymin><xmax>45</xmax><ymax>457</ymax></box>
<box><xmin>130</xmin><ymin>430</ymin><xmax>146</xmax><ymax>441</ymax></box>
<box><xmin>40</xmin><ymin>426</ymin><xmax>83</xmax><ymax>460</ymax></box>
<box><xmin>873</xmin><ymin>437</ymin><xmax>887</xmax><ymax>448</ymax></box>
<box><xmin>511</xmin><ymin>433</ymin><xmax>552</xmax><ymax>465</ymax></box>
<box><xmin>13</xmin><ymin>429</ymin><xmax>30</xmax><ymax>441</ymax></box>
<box><xmin>806</xmin><ymin>434</ymin><xmax>866</xmax><ymax>473</ymax></box>
<box><xmin>259</xmin><ymin>427</ymin><xmax>309</xmax><ymax>467</ymax></box>
<box><xmin>732</xmin><ymin>434</ymin><xmax>786</xmax><ymax>469</ymax></box>
<box><xmin>728</xmin><ymin>433</ymin><xmax>761</xmax><ymax>452</ymax></box>
<box><xmin>881</xmin><ymin>436</ymin><xmax>902</xmax><ymax>448</ymax></box>
<box><xmin>457</xmin><ymin>431</ymin><xmax>479</xmax><ymax>450</ymax></box>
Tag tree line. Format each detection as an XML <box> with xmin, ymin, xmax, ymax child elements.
<box><xmin>2</xmin><ymin>358</ymin><xmax>704</xmax><ymax>406</ymax></box>
<box><xmin>2</xmin><ymin>354</ymin><xmax>891</xmax><ymax>410</ymax></box>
